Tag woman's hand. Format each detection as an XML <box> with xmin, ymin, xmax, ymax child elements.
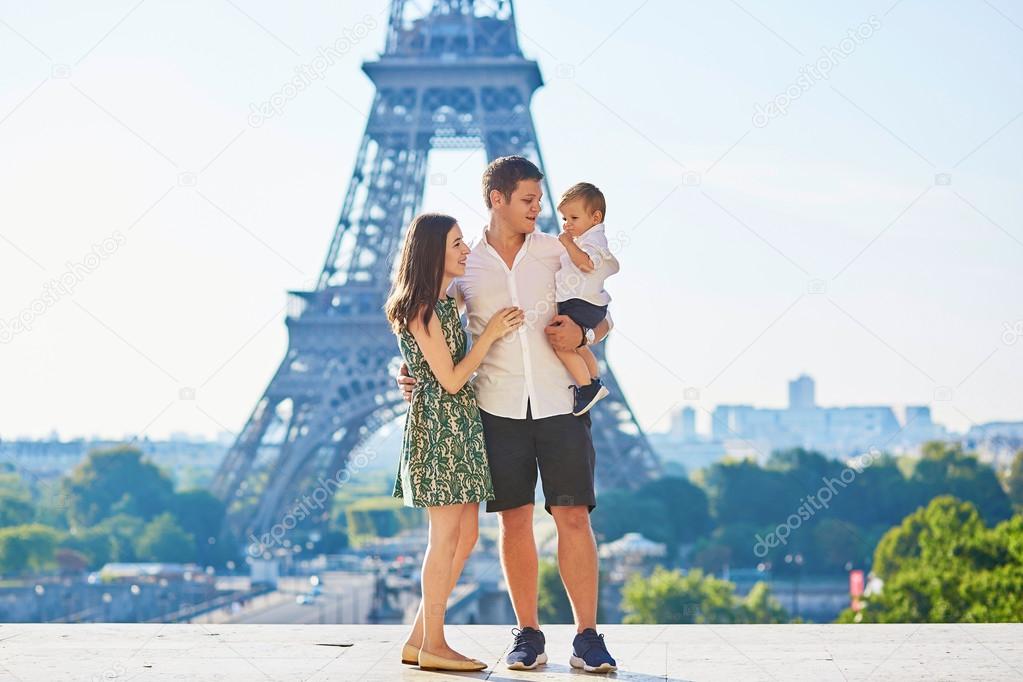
<box><xmin>481</xmin><ymin>306</ymin><xmax>525</xmax><ymax>343</ymax></box>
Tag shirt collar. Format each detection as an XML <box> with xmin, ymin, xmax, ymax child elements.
<box><xmin>577</xmin><ymin>222</ymin><xmax>605</xmax><ymax>242</ymax></box>
<box><xmin>473</xmin><ymin>226</ymin><xmax>535</xmax><ymax>253</ymax></box>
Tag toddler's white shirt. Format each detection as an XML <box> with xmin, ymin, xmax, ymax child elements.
<box><xmin>555</xmin><ymin>223</ymin><xmax>619</xmax><ymax>305</ymax></box>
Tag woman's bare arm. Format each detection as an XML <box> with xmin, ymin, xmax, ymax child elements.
<box><xmin>407</xmin><ymin>306</ymin><xmax>522</xmax><ymax>394</ymax></box>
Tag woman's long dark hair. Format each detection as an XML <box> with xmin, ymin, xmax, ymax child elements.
<box><xmin>385</xmin><ymin>213</ymin><xmax>458</xmax><ymax>335</ymax></box>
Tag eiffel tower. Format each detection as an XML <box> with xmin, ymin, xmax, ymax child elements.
<box><xmin>212</xmin><ymin>0</ymin><xmax>661</xmax><ymax>541</ymax></box>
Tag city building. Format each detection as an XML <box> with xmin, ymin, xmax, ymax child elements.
<box><xmin>651</xmin><ymin>374</ymin><xmax>956</xmax><ymax>465</ymax></box>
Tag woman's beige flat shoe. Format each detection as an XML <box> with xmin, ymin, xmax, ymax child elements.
<box><xmin>401</xmin><ymin>643</ymin><xmax>420</xmax><ymax>665</ymax></box>
<box><xmin>417</xmin><ymin>649</ymin><xmax>487</xmax><ymax>671</ymax></box>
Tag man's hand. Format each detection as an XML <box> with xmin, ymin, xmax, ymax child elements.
<box><xmin>396</xmin><ymin>362</ymin><xmax>416</xmax><ymax>402</ymax></box>
<box><xmin>545</xmin><ymin>314</ymin><xmax>584</xmax><ymax>352</ymax></box>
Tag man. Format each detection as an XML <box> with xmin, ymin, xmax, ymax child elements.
<box><xmin>397</xmin><ymin>156</ymin><xmax>617</xmax><ymax>673</ymax></box>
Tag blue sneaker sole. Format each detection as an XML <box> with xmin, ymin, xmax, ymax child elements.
<box><xmin>570</xmin><ymin>654</ymin><xmax>617</xmax><ymax>673</ymax></box>
<box><xmin>507</xmin><ymin>652</ymin><xmax>547</xmax><ymax>670</ymax></box>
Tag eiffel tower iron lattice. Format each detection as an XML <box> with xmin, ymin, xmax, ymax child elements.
<box><xmin>212</xmin><ymin>0</ymin><xmax>661</xmax><ymax>543</ymax></box>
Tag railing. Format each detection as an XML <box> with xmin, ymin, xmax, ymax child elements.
<box><xmin>147</xmin><ymin>585</ymin><xmax>275</xmax><ymax>624</ymax></box>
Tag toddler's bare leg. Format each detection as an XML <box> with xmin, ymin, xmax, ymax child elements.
<box><xmin>577</xmin><ymin>347</ymin><xmax>599</xmax><ymax>380</ymax></box>
<box><xmin>556</xmin><ymin>348</ymin><xmax>591</xmax><ymax>386</ymax></box>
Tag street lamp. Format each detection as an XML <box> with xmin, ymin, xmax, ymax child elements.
<box><xmin>33</xmin><ymin>584</ymin><xmax>45</xmax><ymax>622</ymax></box>
<box><xmin>784</xmin><ymin>553</ymin><xmax>804</xmax><ymax>618</ymax></box>
<box><xmin>62</xmin><ymin>590</ymin><xmax>73</xmax><ymax>622</ymax></box>
<box><xmin>130</xmin><ymin>584</ymin><xmax>141</xmax><ymax>622</ymax></box>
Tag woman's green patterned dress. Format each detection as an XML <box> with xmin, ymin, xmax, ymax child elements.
<box><xmin>392</xmin><ymin>296</ymin><xmax>495</xmax><ymax>507</ymax></box>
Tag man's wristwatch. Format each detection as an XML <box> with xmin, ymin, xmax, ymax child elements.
<box><xmin>577</xmin><ymin>325</ymin><xmax>595</xmax><ymax>348</ymax></box>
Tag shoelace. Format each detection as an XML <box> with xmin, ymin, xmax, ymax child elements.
<box><xmin>511</xmin><ymin>627</ymin><xmax>540</xmax><ymax>655</ymax></box>
<box><xmin>576</xmin><ymin>631</ymin><xmax>609</xmax><ymax>657</ymax></box>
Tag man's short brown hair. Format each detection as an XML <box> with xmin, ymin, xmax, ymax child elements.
<box><xmin>482</xmin><ymin>156</ymin><xmax>544</xmax><ymax>209</ymax></box>
<box><xmin>558</xmin><ymin>182</ymin><xmax>606</xmax><ymax>220</ymax></box>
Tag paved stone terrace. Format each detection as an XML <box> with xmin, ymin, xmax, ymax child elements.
<box><xmin>0</xmin><ymin>623</ymin><xmax>1021</xmax><ymax>681</ymax></box>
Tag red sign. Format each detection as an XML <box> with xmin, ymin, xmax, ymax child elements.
<box><xmin>849</xmin><ymin>569</ymin><xmax>864</xmax><ymax>596</ymax></box>
<box><xmin>849</xmin><ymin>569</ymin><xmax>865</xmax><ymax>611</ymax></box>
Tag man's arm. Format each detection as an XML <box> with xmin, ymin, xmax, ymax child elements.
<box><xmin>544</xmin><ymin>312</ymin><xmax>611</xmax><ymax>352</ymax></box>
<box><xmin>396</xmin><ymin>362</ymin><xmax>415</xmax><ymax>401</ymax></box>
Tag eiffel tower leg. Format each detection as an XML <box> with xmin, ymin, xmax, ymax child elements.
<box><xmin>211</xmin><ymin>394</ymin><xmax>278</xmax><ymax>500</ymax></box>
<box><xmin>220</xmin><ymin>135</ymin><xmax>427</xmax><ymax>539</ymax></box>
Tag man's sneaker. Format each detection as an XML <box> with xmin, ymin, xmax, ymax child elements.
<box><xmin>570</xmin><ymin>628</ymin><xmax>617</xmax><ymax>673</ymax></box>
<box><xmin>572</xmin><ymin>379</ymin><xmax>609</xmax><ymax>416</ymax></box>
<box><xmin>506</xmin><ymin>626</ymin><xmax>547</xmax><ymax>670</ymax></box>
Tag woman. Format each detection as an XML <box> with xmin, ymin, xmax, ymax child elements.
<box><xmin>384</xmin><ymin>213</ymin><xmax>523</xmax><ymax>672</ymax></box>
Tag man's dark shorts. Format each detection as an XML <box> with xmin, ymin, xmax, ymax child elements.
<box><xmin>479</xmin><ymin>401</ymin><xmax>596</xmax><ymax>514</ymax></box>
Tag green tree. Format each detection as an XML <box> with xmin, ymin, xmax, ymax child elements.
<box><xmin>810</xmin><ymin>518</ymin><xmax>873</xmax><ymax>571</ymax></box>
<box><xmin>135</xmin><ymin>512</ymin><xmax>195</xmax><ymax>562</ymax></box>
<box><xmin>839</xmin><ymin>454</ymin><xmax>919</xmax><ymax>527</ymax></box>
<box><xmin>346</xmin><ymin>497</ymin><xmax>423</xmax><ymax>541</ymax></box>
<box><xmin>692</xmin><ymin>522</ymin><xmax>782</xmax><ymax>573</ymax></box>
<box><xmin>537</xmin><ymin>557</ymin><xmax>607</xmax><ymax>624</ymax></box>
<box><xmin>93</xmin><ymin>514</ymin><xmax>146</xmax><ymax>562</ymax></box>
<box><xmin>538</xmin><ymin>558</ymin><xmax>574</xmax><ymax>624</ymax></box>
<box><xmin>590</xmin><ymin>490</ymin><xmax>670</xmax><ymax>546</ymax></box>
<box><xmin>636</xmin><ymin>476</ymin><xmax>711</xmax><ymax>548</ymax></box>
<box><xmin>172</xmin><ymin>489</ymin><xmax>224</xmax><ymax>543</ymax></box>
<box><xmin>172</xmin><ymin>489</ymin><xmax>226</xmax><ymax>564</ymax></box>
<box><xmin>768</xmin><ymin>448</ymin><xmax>843</xmax><ymax>481</ymax></box>
<box><xmin>703</xmin><ymin>458</ymin><xmax>799</xmax><ymax>526</ymax></box>
<box><xmin>0</xmin><ymin>488</ymin><xmax>34</xmax><ymax>526</ymax></box>
<box><xmin>1002</xmin><ymin>449</ymin><xmax>1023</xmax><ymax>513</ymax></box>
<box><xmin>837</xmin><ymin>496</ymin><xmax>1023</xmax><ymax>623</ymax></box>
<box><xmin>60</xmin><ymin>526</ymin><xmax>117</xmax><ymax>568</ymax></box>
<box><xmin>62</xmin><ymin>445</ymin><xmax>175</xmax><ymax>526</ymax></box>
<box><xmin>0</xmin><ymin>524</ymin><xmax>60</xmax><ymax>575</ymax></box>
<box><xmin>621</xmin><ymin>566</ymin><xmax>788</xmax><ymax>624</ymax></box>
<box><xmin>740</xmin><ymin>581</ymin><xmax>789</xmax><ymax>623</ymax></box>
<box><xmin>909</xmin><ymin>442</ymin><xmax>1012</xmax><ymax>524</ymax></box>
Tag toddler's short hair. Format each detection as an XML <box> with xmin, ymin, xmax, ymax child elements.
<box><xmin>558</xmin><ymin>182</ymin><xmax>606</xmax><ymax>220</ymax></box>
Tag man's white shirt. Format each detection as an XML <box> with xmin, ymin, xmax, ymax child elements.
<box><xmin>449</xmin><ymin>229</ymin><xmax>612</xmax><ymax>420</ymax></box>
<box><xmin>554</xmin><ymin>222</ymin><xmax>619</xmax><ymax>306</ymax></box>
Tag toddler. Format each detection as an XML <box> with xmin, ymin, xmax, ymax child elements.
<box><xmin>554</xmin><ymin>182</ymin><xmax>620</xmax><ymax>416</ymax></box>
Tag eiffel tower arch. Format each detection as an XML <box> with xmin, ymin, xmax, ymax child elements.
<box><xmin>212</xmin><ymin>0</ymin><xmax>661</xmax><ymax>542</ymax></box>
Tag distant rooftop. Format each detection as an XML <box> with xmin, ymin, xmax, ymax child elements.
<box><xmin>0</xmin><ymin>623</ymin><xmax>1020</xmax><ymax>680</ymax></box>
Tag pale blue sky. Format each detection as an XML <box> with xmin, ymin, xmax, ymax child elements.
<box><xmin>1</xmin><ymin>0</ymin><xmax>1021</xmax><ymax>441</ymax></box>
